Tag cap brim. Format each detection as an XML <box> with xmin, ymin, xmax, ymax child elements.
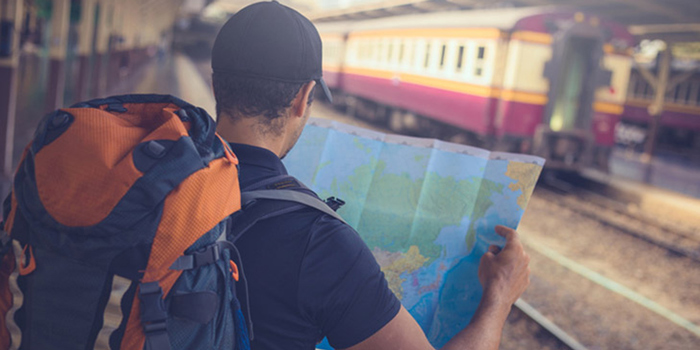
<box><xmin>317</xmin><ymin>78</ymin><xmax>333</xmax><ymax>103</ymax></box>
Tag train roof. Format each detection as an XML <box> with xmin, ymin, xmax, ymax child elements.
<box><xmin>340</xmin><ymin>7</ymin><xmax>551</xmax><ymax>32</ymax></box>
<box><xmin>315</xmin><ymin>21</ymin><xmax>356</xmax><ymax>35</ymax></box>
<box><xmin>315</xmin><ymin>7</ymin><xmax>634</xmax><ymax>46</ymax></box>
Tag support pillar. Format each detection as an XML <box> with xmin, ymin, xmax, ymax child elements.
<box><xmin>0</xmin><ymin>0</ymin><xmax>24</xmax><ymax>199</ymax></box>
<box><xmin>75</xmin><ymin>0</ymin><xmax>95</xmax><ymax>102</ymax></box>
<box><xmin>91</xmin><ymin>0</ymin><xmax>112</xmax><ymax>98</ymax></box>
<box><xmin>642</xmin><ymin>47</ymin><xmax>671</xmax><ymax>183</ymax></box>
<box><xmin>44</xmin><ymin>0</ymin><xmax>70</xmax><ymax>113</ymax></box>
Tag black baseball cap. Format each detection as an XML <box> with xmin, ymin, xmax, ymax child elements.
<box><xmin>211</xmin><ymin>0</ymin><xmax>332</xmax><ymax>103</ymax></box>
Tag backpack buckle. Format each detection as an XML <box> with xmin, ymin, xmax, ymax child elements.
<box><xmin>194</xmin><ymin>244</ymin><xmax>221</xmax><ymax>267</ymax></box>
<box><xmin>169</xmin><ymin>243</ymin><xmax>223</xmax><ymax>271</ymax></box>
<box><xmin>138</xmin><ymin>282</ymin><xmax>167</xmax><ymax>324</ymax></box>
<box><xmin>138</xmin><ymin>282</ymin><xmax>171</xmax><ymax>350</ymax></box>
<box><xmin>324</xmin><ymin>197</ymin><xmax>346</xmax><ymax>211</ymax></box>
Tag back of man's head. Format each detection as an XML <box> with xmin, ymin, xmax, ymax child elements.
<box><xmin>211</xmin><ymin>1</ymin><xmax>332</xmax><ymax>133</ymax></box>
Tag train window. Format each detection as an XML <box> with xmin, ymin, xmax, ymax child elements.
<box><xmin>399</xmin><ymin>41</ymin><xmax>405</xmax><ymax>64</ymax></box>
<box><xmin>689</xmin><ymin>81</ymin><xmax>700</xmax><ymax>106</ymax></box>
<box><xmin>627</xmin><ymin>74</ymin><xmax>637</xmax><ymax>98</ymax></box>
<box><xmin>364</xmin><ymin>41</ymin><xmax>369</xmax><ymax>63</ymax></box>
<box><xmin>683</xmin><ymin>82</ymin><xmax>693</xmax><ymax>105</ymax></box>
<box><xmin>674</xmin><ymin>83</ymin><xmax>686</xmax><ymax>104</ymax></box>
<box><xmin>374</xmin><ymin>40</ymin><xmax>380</xmax><ymax>62</ymax></box>
<box><xmin>410</xmin><ymin>41</ymin><xmax>417</xmax><ymax>67</ymax></box>
<box><xmin>424</xmin><ymin>43</ymin><xmax>431</xmax><ymax>68</ymax></box>
<box><xmin>378</xmin><ymin>41</ymin><xmax>384</xmax><ymax>62</ymax></box>
<box><xmin>367</xmin><ymin>41</ymin><xmax>372</xmax><ymax>61</ymax></box>
<box><xmin>388</xmin><ymin>42</ymin><xmax>394</xmax><ymax>64</ymax></box>
<box><xmin>373</xmin><ymin>41</ymin><xmax>378</xmax><ymax>62</ymax></box>
<box><xmin>642</xmin><ymin>81</ymin><xmax>651</xmax><ymax>98</ymax></box>
<box><xmin>439</xmin><ymin>44</ymin><xmax>447</xmax><ymax>69</ymax></box>
<box><xmin>456</xmin><ymin>45</ymin><xmax>465</xmax><ymax>72</ymax></box>
<box><xmin>665</xmin><ymin>85</ymin><xmax>675</xmax><ymax>102</ymax></box>
<box><xmin>474</xmin><ymin>45</ymin><xmax>486</xmax><ymax>77</ymax></box>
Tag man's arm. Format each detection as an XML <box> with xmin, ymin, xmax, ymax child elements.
<box><xmin>342</xmin><ymin>225</ymin><xmax>530</xmax><ymax>350</ymax></box>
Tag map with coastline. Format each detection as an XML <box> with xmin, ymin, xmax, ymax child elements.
<box><xmin>283</xmin><ymin>118</ymin><xmax>544</xmax><ymax>348</ymax></box>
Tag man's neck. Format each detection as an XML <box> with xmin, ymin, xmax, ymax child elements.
<box><xmin>216</xmin><ymin>114</ymin><xmax>286</xmax><ymax>157</ymax></box>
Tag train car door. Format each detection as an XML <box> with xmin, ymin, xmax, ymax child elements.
<box><xmin>539</xmin><ymin>20</ymin><xmax>612</xmax><ymax>170</ymax></box>
<box><xmin>549</xmin><ymin>36</ymin><xmax>598</xmax><ymax>132</ymax></box>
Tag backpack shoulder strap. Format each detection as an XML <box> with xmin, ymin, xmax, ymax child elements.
<box><xmin>241</xmin><ymin>190</ymin><xmax>345</xmax><ymax>224</ymax></box>
<box><xmin>228</xmin><ymin>176</ymin><xmax>346</xmax><ymax>242</ymax></box>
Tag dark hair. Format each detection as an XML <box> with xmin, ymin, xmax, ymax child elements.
<box><xmin>212</xmin><ymin>74</ymin><xmax>315</xmax><ymax>134</ymax></box>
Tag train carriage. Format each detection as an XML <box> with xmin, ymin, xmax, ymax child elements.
<box><xmin>318</xmin><ymin>8</ymin><xmax>636</xmax><ymax>171</ymax></box>
<box><xmin>320</xmin><ymin>22</ymin><xmax>352</xmax><ymax>92</ymax></box>
<box><xmin>622</xmin><ymin>69</ymin><xmax>700</xmax><ymax>156</ymax></box>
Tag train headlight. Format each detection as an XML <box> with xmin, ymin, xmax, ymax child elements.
<box><xmin>550</xmin><ymin>114</ymin><xmax>564</xmax><ymax>132</ymax></box>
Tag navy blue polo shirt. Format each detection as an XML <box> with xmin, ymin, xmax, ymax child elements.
<box><xmin>230</xmin><ymin>143</ymin><xmax>401</xmax><ymax>350</ymax></box>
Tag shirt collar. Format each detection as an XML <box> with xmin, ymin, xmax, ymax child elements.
<box><xmin>228</xmin><ymin>143</ymin><xmax>288</xmax><ymax>178</ymax></box>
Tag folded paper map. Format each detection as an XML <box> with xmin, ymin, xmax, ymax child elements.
<box><xmin>283</xmin><ymin>118</ymin><xmax>544</xmax><ymax>347</ymax></box>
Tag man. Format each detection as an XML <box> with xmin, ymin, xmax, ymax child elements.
<box><xmin>212</xmin><ymin>1</ymin><xmax>530</xmax><ymax>349</ymax></box>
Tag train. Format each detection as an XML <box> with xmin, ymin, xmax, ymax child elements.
<box><xmin>621</xmin><ymin>69</ymin><xmax>700</xmax><ymax>158</ymax></box>
<box><xmin>172</xmin><ymin>6</ymin><xmax>700</xmax><ymax>170</ymax></box>
<box><xmin>316</xmin><ymin>8</ymin><xmax>637</xmax><ymax>171</ymax></box>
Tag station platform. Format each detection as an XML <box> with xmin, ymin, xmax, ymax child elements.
<box><xmin>583</xmin><ymin>167</ymin><xmax>700</xmax><ymax>230</ymax></box>
<box><xmin>0</xmin><ymin>53</ymin><xmax>215</xmax><ymax>214</ymax></box>
<box><xmin>101</xmin><ymin>53</ymin><xmax>216</xmax><ymax>116</ymax></box>
<box><xmin>609</xmin><ymin>148</ymin><xmax>700</xmax><ymax>199</ymax></box>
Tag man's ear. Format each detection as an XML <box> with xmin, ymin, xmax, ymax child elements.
<box><xmin>292</xmin><ymin>81</ymin><xmax>316</xmax><ymax>118</ymax></box>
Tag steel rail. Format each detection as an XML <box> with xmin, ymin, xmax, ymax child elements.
<box><xmin>513</xmin><ymin>299</ymin><xmax>588</xmax><ymax>350</ymax></box>
<box><xmin>537</xmin><ymin>180</ymin><xmax>700</xmax><ymax>262</ymax></box>
<box><xmin>520</xmin><ymin>231</ymin><xmax>700</xmax><ymax>338</ymax></box>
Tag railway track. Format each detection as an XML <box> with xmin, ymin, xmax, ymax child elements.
<box><xmin>538</xmin><ymin>172</ymin><xmax>700</xmax><ymax>262</ymax></box>
<box><xmin>509</xmin><ymin>299</ymin><xmax>585</xmax><ymax>350</ymax></box>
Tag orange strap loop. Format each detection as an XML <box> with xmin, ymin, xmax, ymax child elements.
<box><xmin>216</xmin><ymin>134</ymin><xmax>238</xmax><ymax>165</ymax></box>
<box><xmin>19</xmin><ymin>245</ymin><xmax>36</xmax><ymax>276</ymax></box>
<box><xmin>229</xmin><ymin>260</ymin><xmax>239</xmax><ymax>282</ymax></box>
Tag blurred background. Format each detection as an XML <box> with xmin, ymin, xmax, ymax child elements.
<box><xmin>0</xmin><ymin>0</ymin><xmax>699</xmax><ymax>349</ymax></box>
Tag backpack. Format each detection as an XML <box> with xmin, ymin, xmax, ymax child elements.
<box><xmin>0</xmin><ymin>94</ymin><xmax>344</xmax><ymax>350</ymax></box>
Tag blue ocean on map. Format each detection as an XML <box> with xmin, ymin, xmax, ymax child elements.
<box><xmin>283</xmin><ymin>118</ymin><xmax>544</xmax><ymax>348</ymax></box>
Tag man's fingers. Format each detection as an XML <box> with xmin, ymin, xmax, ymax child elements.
<box><xmin>495</xmin><ymin>225</ymin><xmax>519</xmax><ymax>243</ymax></box>
<box><xmin>488</xmin><ymin>245</ymin><xmax>501</xmax><ymax>254</ymax></box>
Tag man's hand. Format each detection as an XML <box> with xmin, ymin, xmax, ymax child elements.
<box><xmin>345</xmin><ymin>225</ymin><xmax>532</xmax><ymax>350</ymax></box>
<box><xmin>478</xmin><ymin>225</ymin><xmax>530</xmax><ymax>308</ymax></box>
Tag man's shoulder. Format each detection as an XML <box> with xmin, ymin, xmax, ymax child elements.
<box><xmin>274</xmin><ymin>202</ymin><xmax>357</xmax><ymax>243</ymax></box>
